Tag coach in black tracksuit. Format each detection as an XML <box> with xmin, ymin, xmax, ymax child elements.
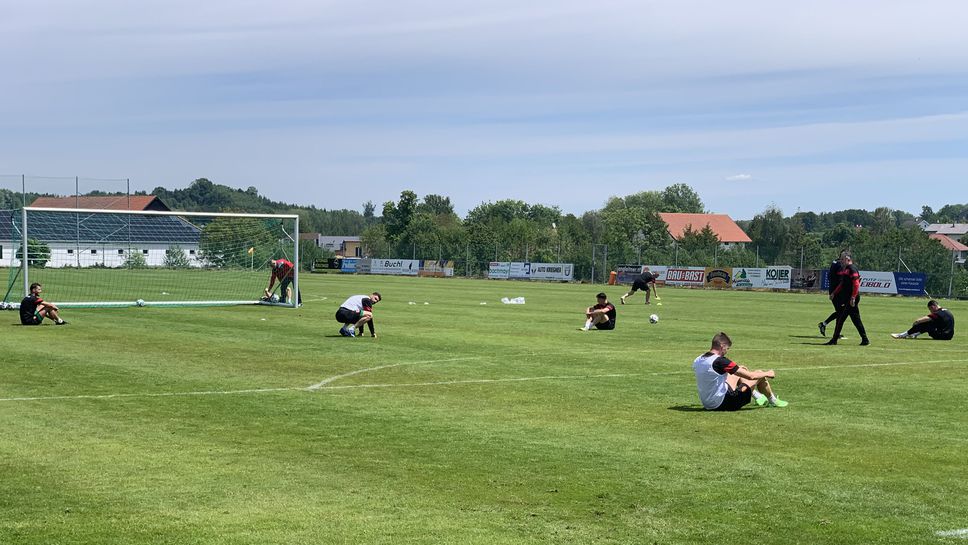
<box><xmin>825</xmin><ymin>254</ymin><xmax>869</xmax><ymax>346</ymax></box>
<box><xmin>818</xmin><ymin>252</ymin><xmax>846</xmax><ymax>337</ymax></box>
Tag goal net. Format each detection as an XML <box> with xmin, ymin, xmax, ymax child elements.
<box><xmin>3</xmin><ymin>207</ymin><xmax>299</xmax><ymax>308</ymax></box>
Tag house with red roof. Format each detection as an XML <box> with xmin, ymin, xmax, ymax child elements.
<box><xmin>29</xmin><ymin>194</ymin><xmax>170</xmax><ymax>211</ymax></box>
<box><xmin>0</xmin><ymin>194</ymin><xmax>200</xmax><ymax>268</ymax></box>
<box><xmin>658</xmin><ymin>213</ymin><xmax>752</xmax><ymax>248</ymax></box>
<box><xmin>929</xmin><ymin>233</ymin><xmax>967</xmax><ymax>263</ymax></box>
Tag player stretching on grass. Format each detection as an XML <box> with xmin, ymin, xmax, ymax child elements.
<box><xmin>693</xmin><ymin>332</ymin><xmax>787</xmax><ymax>410</ymax></box>
<box><xmin>336</xmin><ymin>292</ymin><xmax>381</xmax><ymax>338</ymax></box>
<box><xmin>579</xmin><ymin>292</ymin><xmax>616</xmax><ymax>331</ymax></box>
<box><xmin>20</xmin><ymin>283</ymin><xmax>68</xmax><ymax>326</ymax></box>
<box><xmin>620</xmin><ymin>268</ymin><xmax>658</xmax><ymax>305</ymax></box>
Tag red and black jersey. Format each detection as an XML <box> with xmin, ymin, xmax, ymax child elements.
<box><xmin>271</xmin><ymin>259</ymin><xmax>294</xmax><ymax>281</ymax></box>
<box><xmin>20</xmin><ymin>294</ymin><xmax>42</xmax><ymax>323</ymax></box>
<box><xmin>593</xmin><ymin>302</ymin><xmax>617</xmax><ymax>323</ymax></box>
<box><xmin>832</xmin><ymin>264</ymin><xmax>860</xmax><ymax>300</ymax></box>
<box><xmin>711</xmin><ymin>355</ymin><xmax>739</xmax><ymax>375</ymax></box>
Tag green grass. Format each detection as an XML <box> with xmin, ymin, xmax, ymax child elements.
<box><xmin>1</xmin><ymin>275</ymin><xmax>966</xmax><ymax>545</ymax></box>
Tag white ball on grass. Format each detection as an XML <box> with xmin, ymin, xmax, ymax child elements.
<box><xmin>136</xmin><ymin>299</ymin><xmax>145</xmax><ymax>307</ymax></box>
<box><xmin>649</xmin><ymin>314</ymin><xmax>659</xmax><ymax>324</ymax></box>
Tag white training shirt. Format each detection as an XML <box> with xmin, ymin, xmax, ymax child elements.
<box><xmin>340</xmin><ymin>295</ymin><xmax>372</xmax><ymax>313</ymax></box>
<box><xmin>692</xmin><ymin>352</ymin><xmax>739</xmax><ymax>410</ymax></box>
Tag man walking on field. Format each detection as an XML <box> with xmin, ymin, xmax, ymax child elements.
<box><xmin>693</xmin><ymin>332</ymin><xmax>787</xmax><ymax>411</ymax></box>
<box><xmin>336</xmin><ymin>292</ymin><xmax>381</xmax><ymax>338</ymax></box>
<box><xmin>825</xmin><ymin>254</ymin><xmax>870</xmax><ymax>346</ymax></box>
<box><xmin>818</xmin><ymin>251</ymin><xmax>847</xmax><ymax>337</ymax></box>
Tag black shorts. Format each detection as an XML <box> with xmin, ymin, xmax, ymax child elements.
<box><xmin>21</xmin><ymin>314</ymin><xmax>43</xmax><ymax>326</ymax></box>
<box><xmin>714</xmin><ymin>384</ymin><xmax>752</xmax><ymax>411</ymax></box>
<box><xmin>335</xmin><ymin>307</ymin><xmax>362</xmax><ymax>324</ymax></box>
<box><xmin>631</xmin><ymin>279</ymin><xmax>651</xmax><ymax>292</ymax></box>
<box><xmin>595</xmin><ymin>319</ymin><xmax>616</xmax><ymax>330</ymax></box>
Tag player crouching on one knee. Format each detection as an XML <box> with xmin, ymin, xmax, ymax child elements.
<box><xmin>692</xmin><ymin>332</ymin><xmax>787</xmax><ymax>411</ymax></box>
<box><xmin>336</xmin><ymin>292</ymin><xmax>381</xmax><ymax>338</ymax></box>
<box><xmin>579</xmin><ymin>292</ymin><xmax>616</xmax><ymax>331</ymax></box>
<box><xmin>20</xmin><ymin>283</ymin><xmax>68</xmax><ymax>326</ymax></box>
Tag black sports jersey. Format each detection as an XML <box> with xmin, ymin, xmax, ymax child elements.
<box><xmin>827</xmin><ymin>260</ymin><xmax>843</xmax><ymax>294</ymax></box>
<box><xmin>637</xmin><ymin>271</ymin><xmax>657</xmax><ymax>284</ymax></box>
<box><xmin>20</xmin><ymin>294</ymin><xmax>42</xmax><ymax>324</ymax></box>
<box><xmin>930</xmin><ymin>308</ymin><xmax>955</xmax><ymax>337</ymax></box>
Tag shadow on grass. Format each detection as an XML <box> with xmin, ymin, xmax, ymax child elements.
<box><xmin>667</xmin><ymin>405</ymin><xmax>707</xmax><ymax>412</ymax></box>
<box><xmin>789</xmin><ymin>335</ymin><xmax>824</xmax><ymax>339</ymax></box>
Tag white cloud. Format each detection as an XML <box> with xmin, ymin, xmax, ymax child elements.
<box><xmin>726</xmin><ymin>174</ymin><xmax>753</xmax><ymax>182</ymax></box>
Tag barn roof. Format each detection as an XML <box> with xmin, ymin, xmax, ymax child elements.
<box><xmin>658</xmin><ymin>213</ymin><xmax>752</xmax><ymax>243</ymax></box>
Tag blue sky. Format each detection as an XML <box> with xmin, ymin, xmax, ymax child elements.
<box><xmin>2</xmin><ymin>0</ymin><xmax>966</xmax><ymax>219</ymax></box>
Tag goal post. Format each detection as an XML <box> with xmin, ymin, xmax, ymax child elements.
<box><xmin>8</xmin><ymin>207</ymin><xmax>300</xmax><ymax>308</ymax></box>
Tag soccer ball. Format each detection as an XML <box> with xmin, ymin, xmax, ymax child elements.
<box><xmin>136</xmin><ymin>299</ymin><xmax>145</xmax><ymax>307</ymax></box>
<box><xmin>270</xmin><ymin>294</ymin><xmax>280</xmax><ymax>303</ymax></box>
<box><xmin>649</xmin><ymin>314</ymin><xmax>659</xmax><ymax>324</ymax></box>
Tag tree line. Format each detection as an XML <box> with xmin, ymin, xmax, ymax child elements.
<box><xmin>2</xmin><ymin>179</ymin><xmax>965</xmax><ymax>295</ymax></box>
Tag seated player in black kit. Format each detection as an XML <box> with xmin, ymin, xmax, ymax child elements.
<box><xmin>579</xmin><ymin>292</ymin><xmax>616</xmax><ymax>331</ymax></box>
<box><xmin>891</xmin><ymin>300</ymin><xmax>954</xmax><ymax>340</ymax></box>
<box><xmin>620</xmin><ymin>269</ymin><xmax>659</xmax><ymax>305</ymax></box>
<box><xmin>20</xmin><ymin>283</ymin><xmax>68</xmax><ymax>326</ymax></box>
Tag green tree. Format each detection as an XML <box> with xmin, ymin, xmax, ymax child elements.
<box><xmin>199</xmin><ymin>218</ymin><xmax>282</xmax><ymax>269</ymax></box>
<box><xmin>747</xmin><ymin>206</ymin><xmax>788</xmax><ymax>264</ymax></box>
<box><xmin>661</xmin><ymin>183</ymin><xmax>705</xmax><ymax>213</ymax></box>
<box><xmin>16</xmin><ymin>239</ymin><xmax>51</xmax><ymax>268</ymax></box>
<box><xmin>123</xmin><ymin>250</ymin><xmax>148</xmax><ymax>269</ymax></box>
<box><xmin>164</xmin><ymin>246</ymin><xmax>192</xmax><ymax>269</ymax></box>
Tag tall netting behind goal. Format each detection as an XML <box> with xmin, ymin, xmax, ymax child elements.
<box><xmin>3</xmin><ymin>207</ymin><xmax>299</xmax><ymax>308</ymax></box>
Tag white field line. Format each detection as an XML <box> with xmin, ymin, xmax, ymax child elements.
<box><xmin>0</xmin><ymin>359</ymin><xmax>964</xmax><ymax>404</ymax></box>
<box><xmin>306</xmin><ymin>356</ymin><xmax>485</xmax><ymax>390</ymax></box>
<box><xmin>936</xmin><ymin>528</ymin><xmax>968</xmax><ymax>538</ymax></box>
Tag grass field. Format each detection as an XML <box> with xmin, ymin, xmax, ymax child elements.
<box><xmin>2</xmin><ymin>274</ymin><xmax>966</xmax><ymax>544</ymax></box>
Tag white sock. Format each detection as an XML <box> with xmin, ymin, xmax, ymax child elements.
<box><xmin>752</xmin><ymin>391</ymin><xmax>764</xmax><ymax>399</ymax></box>
<box><xmin>347</xmin><ymin>325</ymin><xmax>355</xmax><ymax>333</ymax></box>
<box><xmin>769</xmin><ymin>394</ymin><xmax>777</xmax><ymax>403</ymax></box>
<box><xmin>583</xmin><ymin>320</ymin><xmax>592</xmax><ymax>330</ymax></box>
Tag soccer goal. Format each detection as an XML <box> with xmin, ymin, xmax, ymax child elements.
<box><xmin>3</xmin><ymin>207</ymin><xmax>299</xmax><ymax>308</ymax></box>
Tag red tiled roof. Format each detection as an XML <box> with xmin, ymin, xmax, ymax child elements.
<box><xmin>658</xmin><ymin>213</ymin><xmax>752</xmax><ymax>243</ymax></box>
<box><xmin>930</xmin><ymin>233</ymin><xmax>968</xmax><ymax>251</ymax></box>
<box><xmin>29</xmin><ymin>195</ymin><xmax>166</xmax><ymax>211</ymax></box>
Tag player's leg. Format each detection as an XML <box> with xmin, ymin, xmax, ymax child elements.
<box><xmin>847</xmin><ymin>303</ymin><xmax>869</xmax><ymax>344</ymax></box>
<box><xmin>620</xmin><ymin>285</ymin><xmax>639</xmax><ymax>304</ymax></box>
<box><xmin>826</xmin><ymin>304</ymin><xmax>848</xmax><ymax>344</ymax></box>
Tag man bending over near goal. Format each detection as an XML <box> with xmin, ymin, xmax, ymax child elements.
<box><xmin>336</xmin><ymin>292</ymin><xmax>381</xmax><ymax>338</ymax></box>
<box><xmin>693</xmin><ymin>332</ymin><xmax>787</xmax><ymax>411</ymax></box>
<box><xmin>20</xmin><ymin>283</ymin><xmax>68</xmax><ymax>326</ymax></box>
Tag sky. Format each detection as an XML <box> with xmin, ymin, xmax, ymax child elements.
<box><xmin>1</xmin><ymin>0</ymin><xmax>966</xmax><ymax>220</ymax></box>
